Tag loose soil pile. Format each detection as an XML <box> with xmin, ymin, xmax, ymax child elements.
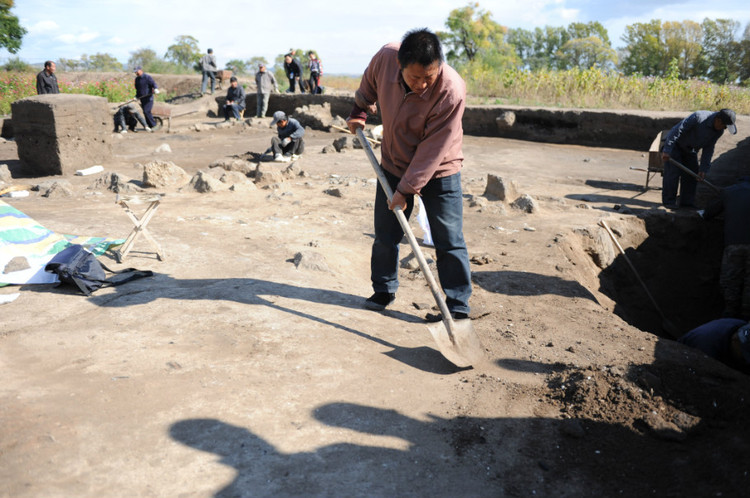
<box><xmin>1</xmin><ymin>96</ymin><xmax>748</xmax><ymax>497</ymax></box>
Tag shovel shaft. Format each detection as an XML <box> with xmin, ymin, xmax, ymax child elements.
<box><xmin>668</xmin><ymin>158</ymin><xmax>721</xmax><ymax>194</ymax></box>
<box><xmin>357</xmin><ymin>129</ymin><xmax>457</xmax><ymax>342</ymax></box>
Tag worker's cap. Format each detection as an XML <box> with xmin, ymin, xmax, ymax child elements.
<box><xmin>271</xmin><ymin>111</ymin><xmax>287</xmax><ymax>125</ymax></box>
<box><xmin>133</xmin><ymin>66</ymin><xmax>142</xmax><ymax>72</ymax></box>
<box><xmin>738</xmin><ymin>323</ymin><xmax>750</xmax><ymax>364</ymax></box>
<box><xmin>718</xmin><ymin>109</ymin><xmax>737</xmax><ymax>135</ymax></box>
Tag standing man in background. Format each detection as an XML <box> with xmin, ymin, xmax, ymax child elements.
<box><xmin>200</xmin><ymin>48</ymin><xmax>217</xmax><ymax>96</ymax></box>
<box><xmin>255</xmin><ymin>63</ymin><xmax>278</xmax><ymax>117</ymax></box>
<box><xmin>347</xmin><ymin>28</ymin><xmax>472</xmax><ymax>321</ymax></box>
<box><xmin>36</xmin><ymin>61</ymin><xmax>59</xmax><ymax>94</ymax></box>
<box><xmin>661</xmin><ymin>109</ymin><xmax>737</xmax><ymax>208</ymax></box>
<box><xmin>134</xmin><ymin>66</ymin><xmax>158</xmax><ymax>130</ymax></box>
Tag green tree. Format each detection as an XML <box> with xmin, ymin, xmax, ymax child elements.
<box><xmin>558</xmin><ymin>36</ymin><xmax>617</xmax><ymax>70</ymax></box>
<box><xmin>246</xmin><ymin>56</ymin><xmax>268</xmax><ymax>72</ymax></box>
<box><xmin>506</xmin><ymin>27</ymin><xmax>535</xmax><ymax>68</ymax></box>
<box><xmin>738</xmin><ymin>24</ymin><xmax>750</xmax><ymax>86</ymax></box>
<box><xmin>128</xmin><ymin>48</ymin><xmax>158</xmax><ymax>70</ymax></box>
<box><xmin>532</xmin><ymin>26</ymin><xmax>569</xmax><ymax>70</ymax></box>
<box><xmin>437</xmin><ymin>2</ymin><xmax>512</xmax><ymax>65</ymax></box>
<box><xmin>661</xmin><ymin>20</ymin><xmax>703</xmax><ymax>78</ymax></box>
<box><xmin>701</xmin><ymin>18</ymin><xmax>740</xmax><ymax>83</ymax></box>
<box><xmin>2</xmin><ymin>55</ymin><xmax>30</xmax><ymax>71</ymax></box>
<box><xmin>619</xmin><ymin>20</ymin><xmax>665</xmax><ymax>76</ymax></box>
<box><xmin>164</xmin><ymin>35</ymin><xmax>201</xmax><ymax>70</ymax></box>
<box><xmin>556</xmin><ymin>22</ymin><xmax>615</xmax><ymax>70</ymax></box>
<box><xmin>85</xmin><ymin>52</ymin><xmax>123</xmax><ymax>72</ymax></box>
<box><xmin>57</xmin><ymin>57</ymin><xmax>81</xmax><ymax>71</ymax></box>
<box><xmin>0</xmin><ymin>0</ymin><xmax>26</xmax><ymax>54</ymax></box>
<box><xmin>226</xmin><ymin>59</ymin><xmax>248</xmax><ymax>74</ymax></box>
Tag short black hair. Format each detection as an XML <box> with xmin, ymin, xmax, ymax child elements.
<box><xmin>44</xmin><ymin>60</ymin><xmax>54</xmax><ymax>69</ymax></box>
<box><xmin>398</xmin><ymin>28</ymin><xmax>443</xmax><ymax>67</ymax></box>
<box><xmin>207</xmin><ymin>48</ymin><xmax>213</xmax><ymax>54</ymax></box>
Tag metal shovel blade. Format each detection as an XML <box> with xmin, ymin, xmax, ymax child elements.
<box><xmin>427</xmin><ymin>318</ymin><xmax>485</xmax><ymax>368</ymax></box>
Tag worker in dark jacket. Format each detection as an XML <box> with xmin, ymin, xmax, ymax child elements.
<box><xmin>36</xmin><ymin>61</ymin><xmax>59</xmax><ymax>94</ymax></box>
<box><xmin>283</xmin><ymin>54</ymin><xmax>304</xmax><ymax>93</ymax></box>
<box><xmin>679</xmin><ymin>319</ymin><xmax>750</xmax><ymax>373</ymax></box>
<box><xmin>703</xmin><ymin>177</ymin><xmax>750</xmax><ymax>319</ymax></box>
<box><xmin>223</xmin><ymin>77</ymin><xmax>246</xmax><ymax>121</ymax></box>
<box><xmin>269</xmin><ymin>111</ymin><xmax>304</xmax><ymax>161</ymax></box>
<box><xmin>134</xmin><ymin>66</ymin><xmax>159</xmax><ymax>128</ymax></box>
<box><xmin>661</xmin><ymin>109</ymin><xmax>737</xmax><ymax>208</ymax></box>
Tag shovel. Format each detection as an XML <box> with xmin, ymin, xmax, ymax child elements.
<box><xmin>356</xmin><ymin>128</ymin><xmax>484</xmax><ymax>367</ymax></box>
<box><xmin>667</xmin><ymin>158</ymin><xmax>722</xmax><ymax>194</ymax></box>
<box><xmin>599</xmin><ymin>220</ymin><xmax>680</xmax><ymax>338</ymax></box>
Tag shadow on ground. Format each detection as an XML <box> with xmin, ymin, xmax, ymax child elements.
<box><xmin>473</xmin><ymin>270</ymin><xmax>597</xmax><ymax>302</ymax></box>
<box><xmin>169</xmin><ymin>338</ymin><xmax>750</xmax><ymax>497</ymax></box>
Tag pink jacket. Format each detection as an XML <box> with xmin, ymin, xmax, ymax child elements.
<box><xmin>351</xmin><ymin>43</ymin><xmax>466</xmax><ymax>195</ymax></box>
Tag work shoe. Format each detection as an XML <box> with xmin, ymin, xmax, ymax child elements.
<box><xmin>424</xmin><ymin>311</ymin><xmax>469</xmax><ymax>323</ymax></box>
<box><xmin>273</xmin><ymin>154</ymin><xmax>291</xmax><ymax>163</ymax></box>
<box><xmin>291</xmin><ymin>154</ymin><xmax>301</xmax><ymax>160</ymax></box>
<box><xmin>364</xmin><ymin>292</ymin><xmax>396</xmax><ymax>311</ymax></box>
<box><xmin>119</xmin><ymin>129</ymin><xmax>127</xmax><ymax>134</ymax></box>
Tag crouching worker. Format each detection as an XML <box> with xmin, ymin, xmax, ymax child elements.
<box><xmin>679</xmin><ymin>319</ymin><xmax>750</xmax><ymax>374</ymax></box>
<box><xmin>224</xmin><ymin>76</ymin><xmax>246</xmax><ymax>121</ymax></box>
<box><xmin>114</xmin><ymin>102</ymin><xmax>150</xmax><ymax>133</ymax></box>
<box><xmin>270</xmin><ymin>110</ymin><xmax>304</xmax><ymax>162</ymax></box>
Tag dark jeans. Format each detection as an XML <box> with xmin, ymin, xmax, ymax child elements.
<box><xmin>113</xmin><ymin>108</ymin><xmax>147</xmax><ymax>131</ymax></box>
<box><xmin>139</xmin><ymin>96</ymin><xmax>156</xmax><ymax>128</ymax></box>
<box><xmin>271</xmin><ymin>136</ymin><xmax>305</xmax><ymax>156</ymax></box>
<box><xmin>224</xmin><ymin>103</ymin><xmax>244</xmax><ymax>120</ymax></box>
<box><xmin>309</xmin><ymin>72</ymin><xmax>319</xmax><ymax>94</ymax></box>
<box><xmin>662</xmin><ymin>147</ymin><xmax>699</xmax><ymax>206</ymax></box>
<box><xmin>201</xmin><ymin>70</ymin><xmax>215</xmax><ymax>94</ymax></box>
<box><xmin>371</xmin><ymin>170</ymin><xmax>471</xmax><ymax>314</ymax></box>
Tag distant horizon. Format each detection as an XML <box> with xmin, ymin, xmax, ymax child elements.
<box><xmin>2</xmin><ymin>1</ymin><xmax>749</xmax><ymax>75</ymax></box>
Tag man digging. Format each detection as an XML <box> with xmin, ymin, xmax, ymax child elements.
<box><xmin>347</xmin><ymin>28</ymin><xmax>472</xmax><ymax>322</ymax></box>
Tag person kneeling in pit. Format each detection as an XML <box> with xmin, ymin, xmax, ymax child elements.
<box><xmin>114</xmin><ymin>102</ymin><xmax>150</xmax><ymax>133</ymax></box>
<box><xmin>270</xmin><ymin>110</ymin><xmax>304</xmax><ymax>162</ymax></box>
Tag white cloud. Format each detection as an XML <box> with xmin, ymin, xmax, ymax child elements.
<box><xmin>29</xmin><ymin>20</ymin><xmax>59</xmax><ymax>34</ymax></box>
<box><xmin>56</xmin><ymin>31</ymin><xmax>100</xmax><ymax>45</ymax></box>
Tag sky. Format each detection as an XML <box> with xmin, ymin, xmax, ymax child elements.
<box><xmin>2</xmin><ymin>0</ymin><xmax>749</xmax><ymax>74</ymax></box>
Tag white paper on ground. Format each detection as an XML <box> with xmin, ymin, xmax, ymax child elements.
<box><xmin>0</xmin><ymin>293</ymin><xmax>20</xmax><ymax>305</ymax></box>
<box><xmin>75</xmin><ymin>165</ymin><xmax>104</xmax><ymax>176</ymax></box>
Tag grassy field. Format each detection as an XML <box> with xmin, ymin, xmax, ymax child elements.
<box><xmin>3</xmin><ymin>69</ymin><xmax>749</xmax><ymax>116</ymax></box>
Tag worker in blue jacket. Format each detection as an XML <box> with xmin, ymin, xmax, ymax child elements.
<box><xmin>660</xmin><ymin>109</ymin><xmax>737</xmax><ymax>208</ymax></box>
<box><xmin>134</xmin><ymin>66</ymin><xmax>159</xmax><ymax>128</ymax></box>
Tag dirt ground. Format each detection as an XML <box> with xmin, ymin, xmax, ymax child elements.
<box><xmin>1</xmin><ymin>98</ymin><xmax>749</xmax><ymax>498</ymax></box>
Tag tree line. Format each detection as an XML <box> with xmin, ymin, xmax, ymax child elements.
<box><xmin>439</xmin><ymin>2</ymin><xmax>750</xmax><ymax>85</ymax></box>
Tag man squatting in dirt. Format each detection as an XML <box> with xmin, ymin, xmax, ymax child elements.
<box><xmin>347</xmin><ymin>28</ymin><xmax>472</xmax><ymax>321</ymax></box>
<box><xmin>269</xmin><ymin>110</ymin><xmax>305</xmax><ymax>162</ymax></box>
<box><xmin>660</xmin><ymin>109</ymin><xmax>737</xmax><ymax>209</ymax></box>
